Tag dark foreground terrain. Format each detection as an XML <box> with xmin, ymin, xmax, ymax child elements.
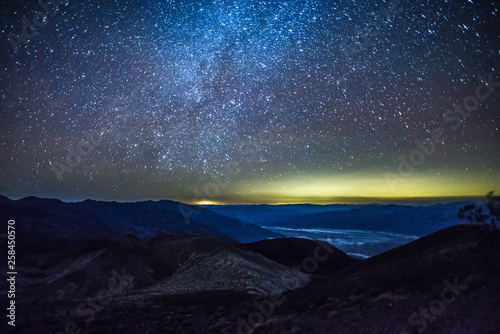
<box><xmin>1</xmin><ymin>196</ymin><xmax>499</xmax><ymax>333</ymax></box>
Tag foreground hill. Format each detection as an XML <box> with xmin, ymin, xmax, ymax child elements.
<box><xmin>240</xmin><ymin>237</ymin><xmax>360</xmax><ymax>275</ymax></box>
<box><xmin>1</xmin><ymin>234</ymin><xmax>356</xmax><ymax>333</ymax></box>
<box><xmin>247</xmin><ymin>224</ymin><xmax>500</xmax><ymax>333</ymax></box>
<box><xmin>2</xmin><ymin>224</ymin><xmax>499</xmax><ymax>333</ymax></box>
<box><xmin>14</xmin><ymin>235</ymin><xmax>314</xmax><ymax>302</ymax></box>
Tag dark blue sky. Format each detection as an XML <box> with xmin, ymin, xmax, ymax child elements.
<box><xmin>0</xmin><ymin>0</ymin><xmax>499</xmax><ymax>204</ymax></box>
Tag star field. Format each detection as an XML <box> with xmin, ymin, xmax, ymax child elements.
<box><xmin>0</xmin><ymin>0</ymin><xmax>499</xmax><ymax>203</ymax></box>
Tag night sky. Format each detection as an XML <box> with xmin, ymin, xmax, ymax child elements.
<box><xmin>0</xmin><ymin>0</ymin><xmax>499</xmax><ymax>204</ymax></box>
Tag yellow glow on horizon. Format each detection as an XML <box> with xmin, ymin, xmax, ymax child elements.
<box><xmin>228</xmin><ymin>170</ymin><xmax>500</xmax><ymax>204</ymax></box>
<box><xmin>194</xmin><ymin>200</ymin><xmax>222</xmax><ymax>206</ymax></box>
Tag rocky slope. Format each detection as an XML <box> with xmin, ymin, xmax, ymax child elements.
<box><xmin>5</xmin><ymin>225</ymin><xmax>497</xmax><ymax>334</ymax></box>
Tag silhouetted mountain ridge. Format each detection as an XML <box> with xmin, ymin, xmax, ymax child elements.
<box><xmin>0</xmin><ymin>195</ymin><xmax>281</xmax><ymax>257</ymax></box>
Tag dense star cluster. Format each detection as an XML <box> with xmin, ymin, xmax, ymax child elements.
<box><xmin>0</xmin><ymin>0</ymin><xmax>499</xmax><ymax>203</ymax></box>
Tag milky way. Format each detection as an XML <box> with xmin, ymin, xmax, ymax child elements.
<box><xmin>0</xmin><ymin>0</ymin><xmax>499</xmax><ymax>203</ymax></box>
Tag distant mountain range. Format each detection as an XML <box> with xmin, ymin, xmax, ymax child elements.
<box><xmin>0</xmin><ymin>195</ymin><xmax>280</xmax><ymax>255</ymax></box>
<box><xmin>203</xmin><ymin>202</ymin><xmax>471</xmax><ymax>235</ymax></box>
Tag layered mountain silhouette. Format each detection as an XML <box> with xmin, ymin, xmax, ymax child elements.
<box><xmin>0</xmin><ymin>195</ymin><xmax>279</xmax><ymax>254</ymax></box>
<box><xmin>205</xmin><ymin>202</ymin><xmax>467</xmax><ymax>235</ymax></box>
<box><xmin>1</xmin><ymin>196</ymin><xmax>499</xmax><ymax>333</ymax></box>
